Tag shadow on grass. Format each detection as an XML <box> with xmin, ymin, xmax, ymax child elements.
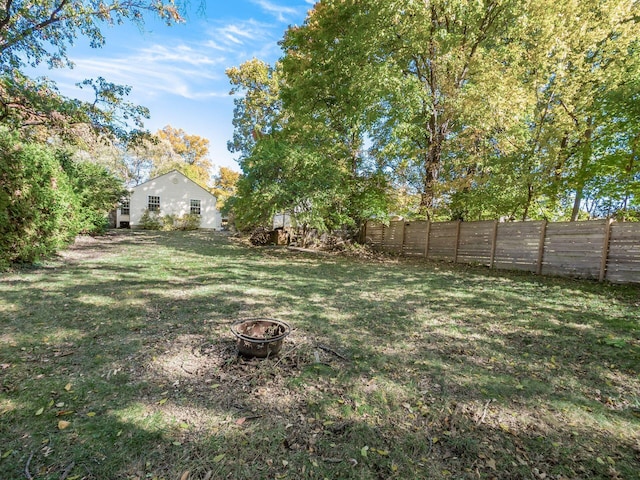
<box><xmin>1</xmin><ymin>230</ymin><xmax>638</xmax><ymax>479</ymax></box>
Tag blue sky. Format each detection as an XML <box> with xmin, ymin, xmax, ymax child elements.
<box><xmin>40</xmin><ymin>0</ymin><xmax>314</xmax><ymax>172</ymax></box>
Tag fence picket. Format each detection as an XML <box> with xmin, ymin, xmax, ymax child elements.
<box><xmin>536</xmin><ymin>220</ymin><xmax>547</xmax><ymax>275</ymax></box>
<box><xmin>490</xmin><ymin>220</ymin><xmax>498</xmax><ymax>269</ymax></box>
<box><xmin>424</xmin><ymin>221</ymin><xmax>431</xmax><ymax>258</ymax></box>
<box><xmin>454</xmin><ymin>220</ymin><xmax>461</xmax><ymax>263</ymax></box>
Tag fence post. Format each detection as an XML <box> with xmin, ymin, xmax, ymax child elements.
<box><xmin>599</xmin><ymin>219</ymin><xmax>613</xmax><ymax>282</ymax></box>
<box><xmin>401</xmin><ymin>221</ymin><xmax>407</xmax><ymax>255</ymax></box>
<box><xmin>490</xmin><ymin>220</ymin><xmax>499</xmax><ymax>269</ymax></box>
<box><xmin>381</xmin><ymin>223</ymin><xmax>386</xmax><ymax>250</ymax></box>
<box><xmin>424</xmin><ymin>220</ymin><xmax>431</xmax><ymax>259</ymax></box>
<box><xmin>454</xmin><ymin>220</ymin><xmax>461</xmax><ymax>263</ymax></box>
<box><xmin>536</xmin><ymin>220</ymin><xmax>548</xmax><ymax>275</ymax></box>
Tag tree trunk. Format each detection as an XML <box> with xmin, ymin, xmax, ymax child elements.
<box><xmin>571</xmin><ymin>119</ymin><xmax>593</xmax><ymax>221</ymax></box>
<box><xmin>419</xmin><ymin>136</ymin><xmax>443</xmax><ymax>218</ymax></box>
<box><xmin>570</xmin><ymin>187</ymin><xmax>583</xmax><ymax>221</ymax></box>
<box><xmin>522</xmin><ymin>183</ymin><xmax>534</xmax><ymax>221</ymax></box>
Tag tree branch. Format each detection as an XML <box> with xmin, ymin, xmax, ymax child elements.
<box><xmin>24</xmin><ymin>452</ymin><xmax>34</xmax><ymax>480</ymax></box>
<box><xmin>0</xmin><ymin>0</ymin><xmax>70</xmax><ymax>54</ymax></box>
<box><xmin>0</xmin><ymin>0</ymin><xmax>15</xmax><ymax>31</ymax></box>
<box><xmin>455</xmin><ymin>0</ymin><xmax>505</xmax><ymax>89</ymax></box>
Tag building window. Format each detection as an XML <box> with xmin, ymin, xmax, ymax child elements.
<box><xmin>190</xmin><ymin>199</ymin><xmax>201</xmax><ymax>215</ymax></box>
<box><xmin>148</xmin><ymin>196</ymin><xmax>160</xmax><ymax>212</ymax></box>
<box><xmin>120</xmin><ymin>198</ymin><xmax>130</xmax><ymax>215</ymax></box>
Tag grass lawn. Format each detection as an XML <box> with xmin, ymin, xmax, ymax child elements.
<box><xmin>1</xmin><ymin>230</ymin><xmax>639</xmax><ymax>480</ymax></box>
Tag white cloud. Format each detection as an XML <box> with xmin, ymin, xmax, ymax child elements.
<box><xmin>50</xmin><ymin>21</ymin><xmax>284</xmax><ymax>103</ymax></box>
<box><xmin>207</xmin><ymin>19</ymin><xmax>273</xmax><ymax>50</ymax></box>
<box><xmin>202</xmin><ymin>18</ymin><xmax>285</xmax><ymax>66</ymax></box>
<box><xmin>32</xmin><ymin>9</ymin><xmax>292</xmax><ymax>102</ymax></box>
<box><xmin>139</xmin><ymin>44</ymin><xmax>226</xmax><ymax>67</ymax></box>
<box><xmin>51</xmin><ymin>43</ymin><xmax>230</xmax><ymax>102</ymax></box>
<box><xmin>251</xmin><ymin>0</ymin><xmax>301</xmax><ymax>22</ymax></box>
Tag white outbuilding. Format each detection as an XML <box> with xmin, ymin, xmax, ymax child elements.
<box><xmin>115</xmin><ymin>170</ymin><xmax>222</xmax><ymax>230</ymax></box>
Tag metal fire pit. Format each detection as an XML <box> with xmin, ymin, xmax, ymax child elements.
<box><xmin>230</xmin><ymin>318</ymin><xmax>291</xmax><ymax>358</ymax></box>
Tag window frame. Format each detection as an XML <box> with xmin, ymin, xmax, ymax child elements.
<box><xmin>190</xmin><ymin>199</ymin><xmax>201</xmax><ymax>216</ymax></box>
<box><xmin>148</xmin><ymin>195</ymin><xmax>160</xmax><ymax>212</ymax></box>
<box><xmin>120</xmin><ymin>198</ymin><xmax>130</xmax><ymax>215</ymax></box>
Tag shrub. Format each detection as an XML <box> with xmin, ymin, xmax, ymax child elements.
<box><xmin>176</xmin><ymin>213</ymin><xmax>201</xmax><ymax>231</ymax></box>
<box><xmin>59</xmin><ymin>155</ymin><xmax>127</xmax><ymax>234</ymax></box>
<box><xmin>139</xmin><ymin>209</ymin><xmax>163</xmax><ymax>230</ymax></box>
<box><xmin>0</xmin><ymin>130</ymin><xmax>77</xmax><ymax>267</ymax></box>
<box><xmin>138</xmin><ymin>211</ymin><xmax>200</xmax><ymax>231</ymax></box>
<box><xmin>161</xmin><ymin>214</ymin><xmax>177</xmax><ymax>231</ymax></box>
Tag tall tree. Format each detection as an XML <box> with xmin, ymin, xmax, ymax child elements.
<box><xmin>227</xmin><ymin>49</ymin><xmax>390</xmax><ymax>232</ymax></box>
<box><xmin>211</xmin><ymin>166</ymin><xmax>240</xmax><ymax>212</ymax></box>
<box><xmin>468</xmin><ymin>0</ymin><xmax>640</xmax><ymax>221</ymax></box>
<box><xmin>277</xmin><ymin>0</ymin><xmax>639</xmax><ymax>222</ymax></box>
<box><xmin>583</xmin><ymin>51</ymin><xmax>640</xmax><ymax>220</ymax></box>
<box><xmin>281</xmin><ymin>0</ymin><xmax>526</xmax><ymax>219</ymax></box>
<box><xmin>154</xmin><ymin>125</ymin><xmax>212</xmax><ymax>186</ymax></box>
<box><xmin>540</xmin><ymin>0</ymin><xmax>639</xmax><ymax>220</ymax></box>
<box><xmin>226</xmin><ymin>58</ymin><xmax>283</xmax><ymax>160</ymax></box>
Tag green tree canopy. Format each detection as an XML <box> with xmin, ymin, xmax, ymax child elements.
<box><xmin>0</xmin><ymin>0</ymin><xmax>182</xmax><ymax>71</ymax></box>
<box><xmin>152</xmin><ymin>125</ymin><xmax>212</xmax><ymax>187</ymax></box>
<box><xmin>1</xmin><ymin>0</ymin><xmax>184</xmax><ymax>140</ymax></box>
<box><xmin>229</xmin><ymin>0</ymin><xmax>640</xmax><ymax>226</ymax></box>
<box><xmin>226</xmin><ymin>58</ymin><xmax>283</xmax><ymax>160</ymax></box>
<box><xmin>211</xmin><ymin>166</ymin><xmax>240</xmax><ymax>213</ymax></box>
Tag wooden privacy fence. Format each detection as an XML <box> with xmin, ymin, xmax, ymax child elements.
<box><xmin>364</xmin><ymin>219</ymin><xmax>640</xmax><ymax>284</ymax></box>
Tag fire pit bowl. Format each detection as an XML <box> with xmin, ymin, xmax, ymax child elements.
<box><xmin>230</xmin><ymin>318</ymin><xmax>291</xmax><ymax>358</ymax></box>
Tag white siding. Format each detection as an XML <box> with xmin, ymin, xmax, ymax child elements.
<box><xmin>129</xmin><ymin>171</ymin><xmax>222</xmax><ymax>230</ymax></box>
<box><xmin>273</xmin><ymin>212</ymin><xmax>291</xmax><ymax>229</ymax></box>
<box><xmin>115</xmin><ymin>209</ymin><xmax>130</xmax><ymax>227</ymax></box>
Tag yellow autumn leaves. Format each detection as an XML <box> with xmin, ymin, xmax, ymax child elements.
<box><xmin>31</xmin><ymin>382</ymin><xmax>93</xmax><ymax>431</ymax></box>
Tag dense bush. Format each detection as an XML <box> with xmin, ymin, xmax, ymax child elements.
<box><xmin>60</xmin><ymin>154</ymin><xmax>127</xmax><ymax>234</ymax></box>
<box><xmin>161</xmin><ymin>214</ymin><xmax>177</xmax><ymax>231</ymax></box>
<box><xmin>0</xmin><ymin>131</ymin><xmax>77</xmax><ymax>268</ymax></box>
<box><xmin>0</xmin><ymin>131</ymin><xmax>128</xmax><ymax>269</ymax></box>
<box><xmin>139</xmin><ymin>209</ymin><xmax>163</xmax><ymax>230</ymax></box>
<box><xmin>176</xmin><ymin>213</ymin><xmax>201</xmax><ymax>231</ymax></box>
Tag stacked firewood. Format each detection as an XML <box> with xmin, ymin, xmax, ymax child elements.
<box><xmin>249</xmin><ymin>228</ymin><xmax>272</xmax><ymax>246</ymax></box>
